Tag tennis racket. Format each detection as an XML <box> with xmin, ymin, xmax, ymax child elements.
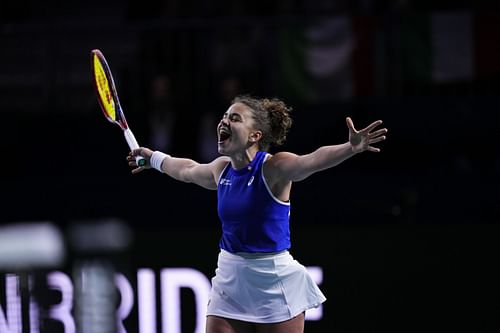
<box><xmin>91</xmin><ymin>49</ymin><xmax>146</xmax><ymax>167</ymax></box>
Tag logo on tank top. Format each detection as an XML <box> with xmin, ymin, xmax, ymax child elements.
<box><xmin>247</xmin><ymin>176</ymin><xmax>254</xmax><ymax>186</ymax></box>
<box><xmin>220</xmin><ymin>178</ymin><xmax>231</xmax><ymax>186</ymax></box>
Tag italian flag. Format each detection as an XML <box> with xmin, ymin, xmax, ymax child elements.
<box><xmin>278</xmin><ymin>11</ymin><xmax>500</xmax><ymax>102</ymax></box>
<box><xmin>398</xmin><ymin>11</ymin><xmax>475</xmax><ymax>84</ymax></box>
<box><xmin>278</xmin><ymin>16</ymin><xmax>369</xmax><ymax>102</ymax></box>
<box><xmin>278</xmin><ymin>15</ymin><xmax>387</xmax><ymax>102</ymax></box>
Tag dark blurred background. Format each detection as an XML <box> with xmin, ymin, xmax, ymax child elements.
<box><xmin>1</xmin><ymin>1</ymin><xmax>499</xmax><ymax>332</ymax></box>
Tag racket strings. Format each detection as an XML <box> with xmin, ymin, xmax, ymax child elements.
<box><xmin>94</xmin><ymin>57</ymin><xmax>117</xmax><ymax>121</ymax></box>
<box><xmin>92</xmin><ymin>50</ymin><xmax>129</xmax><ymax>130</ymax></box>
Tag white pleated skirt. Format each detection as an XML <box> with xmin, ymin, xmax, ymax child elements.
<box><xmin>206</xmin><ymin>249</ymin><xmax>326</xmax><ymax>323</ymax></box>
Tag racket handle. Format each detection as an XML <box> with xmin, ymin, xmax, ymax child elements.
<box><xmin>123</xmin><ymin>128</ymin><xmax>146</xmax><ymax>167</ymax></box>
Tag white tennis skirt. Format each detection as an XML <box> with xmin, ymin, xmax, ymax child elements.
<box><xmin>206</xmin><ymin>249</ymin><xmax>326</xmax><ymax>323</ymax></box>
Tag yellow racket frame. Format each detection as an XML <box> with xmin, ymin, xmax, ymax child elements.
<box><xmin>93</xmin><ymin>53</ymin><xmax>117</xmax><ymax>121</ymax></box>
<box><xmin>91</xmin><ymin>49</ymin><xmax>146</xmax><ymax>166</ymax></box>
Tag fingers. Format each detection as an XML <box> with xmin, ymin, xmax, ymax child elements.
<box><xmin>365</xmin><ymin>134</ymin><xmax>386</xmax><ymax>152</ymax></box>
<box><xmin>128</xmin><ymin>155</ymin><xmax>146</xmax><ymax>173</ymax></box>
<box><xmin>369</xmin><ymin>135</ymin><xmax>386</xmax><ymax>144</ymax></box>
<box><xmin>131</xmin><ymin>166</ymin><xmax>145</xmax><ymax>174</ymax></box>
<box><xmin>130</xmin><ymin>147</ymin><xmax>154</xmax><ymax>157</ymax></box>
<box><xmin>347</xmin><ymin>117</ymin><xmax>385</xmax><ymax>134</ymax></box>
<box><xmin>346</xmin><ymin>117</ymin><xmax>387</xmax><ymax>153</ymax></box>
<box><xmin>369</xmin><ymin>128</ymin><xmax>388</xmax><ymax>138</ymax></box>
<box><xmin>363</xmin><ymin>120</ymin><xmax>383</xmax><ymax>133</ymax></box>
<box><xmin>366</xmin><ymin>146</ymin><xmax>381</xmax><ymax>153</ymax></box>
<box><xmin>127</xmin><ymin>157</ymin><xmax>137</xmax><ymax>166</ymax></box>
<box><xmin>346</xmin><ymin>117</ymin><xmax>356</xmax><ymax>132</ymax></box>
<box><xmin>365</xmin><ymin>131</ymin><xmax>386</xmax><ymax>152</ymax></box>
<box><xmin>130</xmin><ymin>148</ymin><xmax>143</xmax><ymax>157</ymax></box>
<box><xmin>127</xmin><ymin>150</ymin><xmax>150</xmax><ymax>174</ymax></box>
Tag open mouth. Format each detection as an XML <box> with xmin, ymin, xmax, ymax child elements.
<box><xmin>218</xmin><ymin>128</ymin><xmax>231</xmax><ymax>143</ymax></box>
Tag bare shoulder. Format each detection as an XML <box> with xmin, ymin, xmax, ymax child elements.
<box><xmin>263</xmin><ymin>151</ymin><xmax>300</xmax><ymax>180</ymax></box>
<box><xmin>210</xmin><ymin>155</ymin><xmax>231</xmax><ymax>178</ymax></box>
<box><xmin>210</xmin><ymin>155</ymin><xmax>231</xmax><ymax>167</ymax></box>
<box><xmin>264</xmin><ymin>151</ymin><xmax>299</xmax><ymax>167</ymax></box>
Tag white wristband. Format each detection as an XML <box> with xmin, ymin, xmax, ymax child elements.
<box><xmin>150</xmin><ymin>151</ymin><xmax>169</xmax><ymax>173</ymax></box>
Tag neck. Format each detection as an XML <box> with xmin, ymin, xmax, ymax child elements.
<box><xmin>231</xmin><ymin>145</ymin><xmax>259</xmax><ymax>170</ymax></box>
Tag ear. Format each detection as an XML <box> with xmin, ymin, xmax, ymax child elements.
<box><xmin>249</xmin><ymin>130</ymin><xmax>262</xmax><ymax>143</ymax></box>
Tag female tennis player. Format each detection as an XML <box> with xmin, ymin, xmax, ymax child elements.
<box><xmin>128</xmin><ymin>95</ymin><xmax>387</xmax><ymax>333</ymax></box>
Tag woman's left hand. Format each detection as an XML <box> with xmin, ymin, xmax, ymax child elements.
<box><xmin>346</xmin><ymin>117</ymin><xmax>388</xmax><ymax>153</ymax></box>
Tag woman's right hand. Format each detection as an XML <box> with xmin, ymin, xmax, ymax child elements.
<box><xmin>127</xmin><ymin>148</ymin><xmax>154</xmax><ymax>174</ymax></box>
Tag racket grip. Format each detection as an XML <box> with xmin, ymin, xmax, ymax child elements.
<box><xmin>123</xmin><ymin>128</ymin><xmax>146</xmax><ymax>167</ymax></box>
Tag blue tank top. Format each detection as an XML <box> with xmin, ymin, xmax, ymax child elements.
<box><xmin>217</xmin><ymin>151</ymin><xmax>291</xmax><ymax>253</ymax></box>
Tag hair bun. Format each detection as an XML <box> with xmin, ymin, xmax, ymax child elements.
<box><xmin>262</xmin><ymin>98</ymin><xmax>293</xmax><ymax>146</ymax></box>
<box><xmin>232</xmin><ymin>95</ymin><xmax>293</xmax><ymax>151</ymax></box>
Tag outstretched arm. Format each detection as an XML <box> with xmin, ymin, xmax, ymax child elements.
<box><xmin>265</xmin><ymin>117</ymin><xmax>387</xmax><ymax>182</ymax></box>
<box><xmin>127</xmin><ymin>148</ymin><xmax>229</xmax><ymax>190</ymax></box>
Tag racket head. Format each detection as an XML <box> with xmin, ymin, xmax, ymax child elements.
<box><xmin>91</xmin><ymin>49</ymin><xmax>128</xmax><ymax>129</ymax></box>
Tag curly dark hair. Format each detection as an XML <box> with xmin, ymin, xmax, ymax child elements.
<box><xmin>232</xmin><ymin>95</ymin><xmax>293</xmax><ymax>151</ymax></box>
